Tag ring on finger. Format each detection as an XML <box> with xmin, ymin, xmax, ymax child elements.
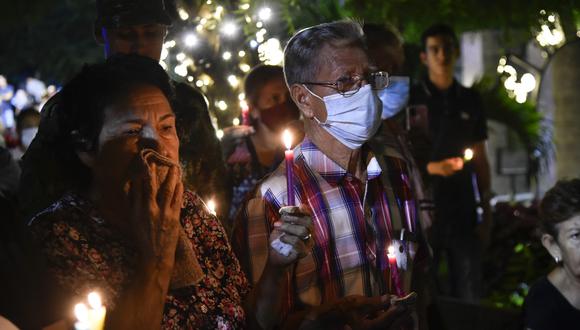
<box><xmin>301</xmin><ymin>233</ymin><xmax>312</xmax><ymax>241</ymax></box>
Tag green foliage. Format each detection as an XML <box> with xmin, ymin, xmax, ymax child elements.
<box><xmin>473</xmin><ymin>77</ymin><xmax>543</xmax><ymax>150</ymax></box>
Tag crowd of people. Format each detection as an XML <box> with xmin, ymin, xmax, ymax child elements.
<box><xmin>1</xmin><ymin>0</ymin><xmax>578</xmax><ymax>329</ymax></box>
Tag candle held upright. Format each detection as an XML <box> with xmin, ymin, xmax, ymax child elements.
<box><xmin>241</xmin><ymin>100</ymin><xmax>250</xmax><ymax>126</ymax></box>
<box><xmin>282</xmin><ymin>129</ymin><xmax>295</xmax><ymax>206</ymax></box>
<box><xmin>387</xmin><ymin>245</ymin><xmax>404</xmax><ymax>296</ymax></box>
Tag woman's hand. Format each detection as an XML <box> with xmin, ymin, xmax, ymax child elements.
<box><xmin>268</xmin><ymin>204</ymin><xmax>314</xmax><ymax>268</ymax></box>
<box><xmin>129</xmin><ymin>162</ymin><xmax>184</xmax><ymax>269</ymax></box>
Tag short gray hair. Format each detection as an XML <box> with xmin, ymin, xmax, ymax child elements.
<box><xmin>283</xmin><ymin>20</ymin><xmax>366</xmax><ymax>87</ymax></box>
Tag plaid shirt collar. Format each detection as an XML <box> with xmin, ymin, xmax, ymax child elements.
<box><xmin>298</xmin><ymin>138</ymin><xmax>382</xmax><ymax>185</ymax></box>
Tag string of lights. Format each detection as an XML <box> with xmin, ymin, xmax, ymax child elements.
<box><xmin>161</xmin><ymin>1</ymin><xmax>286</xmax><ymax>138</ymax></box>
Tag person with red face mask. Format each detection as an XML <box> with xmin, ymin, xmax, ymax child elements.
<box><xmin>222</xmin><ymin>65</ymin><xmax>302</xmax><ymax>228</ymax></box>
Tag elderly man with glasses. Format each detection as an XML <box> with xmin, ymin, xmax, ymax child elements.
<box><xmin>233</xmin><ymin>20</ymin><xmax>424</xmax><ymax>329</ymax></box>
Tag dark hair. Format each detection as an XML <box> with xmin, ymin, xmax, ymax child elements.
<box><xmin>363</xmin><ymin>23</ymin><xmax>402</xmax><ymax>51</ymax></box>
<box><xmin>420</xmin><ymin>23</ymin><xmax>459</xmax><ymax>52</ymax></box>
<box><xmin>16</xmin><ymin>107</ymin><xmax>40</xmax><ymax>132</ymax></box>
<box><xmin>23</xmin><ymin>54</ymin><xmax>173</xmax><ymax>205</ymax></box>
<box><xmin>59</xmin><ymin>54</ymin><xmax>173</xmax><ymax>152</ymax></box>
<box><xmin>539</xmin><ymin>178</ymin><xmax>580</xmax><ymax>237</ymax></box>
<box><xmin>283</xmin><ymin>20</ymin><xmax>366</xmax><ymax>87</ymax></box>
<box><xmin>244</xmin><ymin>64</ymin><xmax>284</xmax><ymax>107</ymax></box>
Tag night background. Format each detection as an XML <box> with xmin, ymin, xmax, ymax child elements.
<box><xmin>1</xmin><ymin>0</ymin><xmax>579</xmax><ymax>329</ymax></box>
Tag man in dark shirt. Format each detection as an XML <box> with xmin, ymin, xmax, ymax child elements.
<box><xmin>408</xmin><ymin>24</ymin><xmax>492</xmax><ymax>301</ymax></box>
<box><xmin>19</xmin><ymin>0</ymin><xmax>229</xmax><ymax>221</ymax></box>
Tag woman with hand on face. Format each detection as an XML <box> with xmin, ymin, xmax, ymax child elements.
<box><xmin>524</xmin><ymin>178</ymin><xmax>580</xmax><ymax>330</ymax></box>
<box><xmin>26</xmin><ymin>55</ymin><xmax>312</xmax><ymax>329</ymax></box>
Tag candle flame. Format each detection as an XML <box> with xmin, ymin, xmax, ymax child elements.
<box><xmin>207</xmin><ymin>199</ymin><xmax>217</xmax><ymax>215</ymax></box>
<box><xmin>240</xmin><ymin>100</ymin><xmax>249</xmax><ymax>112</ymax></box>
<box><xmin>282</xmin><ymin>129</ymin><xmax>293</xmax><ymax>150</ymax></box>
<box><xmin>387</xmin><ymin>245</ymin><xmax>395</xmax><ymax>255</ymax></box>
<box><xmin>464</xmin><ymin>148</ymin><xmax>474</xmax><ymax>161</ymax></box>
<box><xmin>88</xmin><ymin>292</ymin><xmax>102</xmax><ymax>309</ymax></box>
<box><xmin>74</xmin><ymin>303</ymin><xmax>89</xmax><ymax>322</ymax></box>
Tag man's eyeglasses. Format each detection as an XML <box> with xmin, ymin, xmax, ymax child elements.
<box><xmin>301</xmin><ymin>71</ymin><xmax>389</xmax><ymax>97</ymax></box>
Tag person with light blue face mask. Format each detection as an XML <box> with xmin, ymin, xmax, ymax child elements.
<box><xmin>233</xmin><ymin>20</ymin><xmax>426</xmax><ymax>330</ymax></box>
<box><xmin>377</xmin><ymin>76</ymin><xmax>410</xmax><ymax>119</ymax></box>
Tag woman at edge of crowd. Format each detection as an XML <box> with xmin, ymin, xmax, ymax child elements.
<box><xmin>26</xmin><ymin>54</ymin><xmax>312</xmax><ymax>329</ymax></box>
<box><xmin>524</xmin><ymin>178</ymin><xmax>580</xmax><ymax>329</ymax></box>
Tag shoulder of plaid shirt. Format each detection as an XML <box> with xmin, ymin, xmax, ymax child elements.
<box><xmin>231</xmin><ymin>127</ymin><xmax>432</xmax><ymax>321</ymax></box>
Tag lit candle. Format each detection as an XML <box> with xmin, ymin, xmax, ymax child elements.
<box><xmin>74</xmin><ymin>292</ymin><xmax>106</xmax><ymax>330</ymax></box>
<box><xmin>240</xmin><ymin>100</ymin><xmax>250</xmax><ymax>126</ymax></box>
<box><xmin>463</xmin><ymin>148</ymin><xmax>474</xmax><ymax>161</ymax></box>
<box><xmin>463</xmin><ymin>147</ymin><xmax>484</xmax><ymax>223</ymax></box>
<box><xmin>74</xmin><ymin>303</ymin><xmax>90</xmax><ymax>330</ymax></box>
<box><xmin>282</xmin><ymin>129</ymin><xmax>295</xmax><ymax>206</ymax></box>
<box><xmin>206</xmin><ymin>199</ymin><xmax>217</xmax><ymax>216</ymax></box>
<box><xmin>387</xmin><ymin>245</ymin><xmax>404</xmax><ymax>296</ymax></box>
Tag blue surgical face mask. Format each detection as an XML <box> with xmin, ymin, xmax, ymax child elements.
<box><xmin>377</xmin><ymin>76</ymin><xmax>410</xmax><ymax>119</ymax></box>
<box><xmin>304</xmin><ymin>84</ymin><xmax>382</xmax><ymax>150</ymax></box>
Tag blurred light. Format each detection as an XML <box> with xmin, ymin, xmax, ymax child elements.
<box><xmin>499</xmin><ymin>57</ymin><xmax>507</xmax><ymax>66</ymax></box>
<box><xmin>164</xmin><ymin>40</ymin><xmax>176</xmax><ymax>48</ymax></box>
<box><xmin>256</xmin><ymin>28</ymin><xmax>267</xmax><ymax>43</ymax></box>
<box><xmin>258</xmin><ymin>7</ymin><xmax>272</xmax><ymax>21</ymax></box>
<box><xmin>160</xmin><ymin>47</ymin><xmax>169</xmax><ymax>61</ymax></box>
<box><xmin>228</xmin><ymin>75</ymin><xmax>240</xmax><ymax>88</ymax></box>
<box><xmin>184</xmin><ymin>33</ymin><xmax>199</xmax><ymax>47</ymax></box>
<box><xmin>521</xmin><ymin>73</ymin><xmax>536</xmax><ymax>92</ymax></box>
<box><xmin>178</xmin><ymin>8</ymin><xmax>189</xmax><ymax>20</ymax></box>
<box><xmin>87</xmin><ymin>292</ymin><xmax>102</xmax><ymax>309</ymax></box>
<box><xmin>216</xmin><ymin>129</ymin><xmax>224</xmax><ymax>139</ymax></box>
<box><xmin>196</xmin><ymin>24</ymin><xmax>204</xmax><ymax>32</ymax></box>
<box><xmin>215</xmin><ymin>6</ymin><xmax>224</xmax><ymax>16</ymax></box>
<box><xmin>233</xmin><ymin>118</ymin><xmax>240</xmax><ymax>126</ymax></box>
<box><xmin>497</xmin><ymin>65</ymin><xmax>504</xmax><ymax>74</ymax></box>
<box><xmin>238</xmin><ymin>50</ymin><xmax>246</xmax><ymax>57</ymax></box>
<box><xmin>221</xmin><ymin>21</ymin><xmax>238</xmax><ymax>37</ymax></box>
<box><xmin>239</xmin><ymin>63</ymin><xmax>251</xmax><ymax>72</ymax></box>
<box><xmin>176</xmin><ymin>52</ymin><xmax>186</xmax><ymax>62</ymax></box>
<box><xmin>245</xmin><ymin>15</ymin><xmax>252</xmax><ymax>23</ymax></box>
<box><xmin>238</xmin><ymin>93</ymin><xmax>246</xmax><ymax>101</ymax></box>
<box><xmin>240</xmin><ymin>3</ymin><xmax>250</xmax><ymax>10</ymax></box>
<box><xmin>504</xmin><ymin>76</ymin><xmax>517</xmax><ymax>90</ymax></box>
<box><xmin>548</xmin><ymin>15</ymin><xmax>555</xmax><ymax>23</ymax></box>
<box><xmin>250</xmin><ymin>40</ymin><xmax>258</xmax><ymax>48</ymax></box>
<box><xmin>222</xmin><ymin>51</ymin><xmax>232</xmax><ymax>60</ymax></box>
<box><xmin>196</xmin><ymin>80</ymin><xmax>204</xmax><ymax>87</ymax></box>
<box><xmin>258</xmin><ymin>38</ymin><xmax>284</xmax><ymax>65</ymax></box>
<box><xmin>540</xmin><ymin>9</ymin><xmax>546</xmax><ymax>15</ymax></box>
<box><xmin>256</xmin><ymin>21</ymin><xmax>263</xmax><ymax>28</ymax></box>
<box><xmin>217</xmin><ymin>100</ymin><xmax>228</xmax><ymax>111</ymax></box>
<box><xmin>503</xmin><ymin>65</ymin><xmax>516</xmax><ymax>76</ymax></box>
<box><xmin>159</xmin><ymin>60</ymin><xmax>167</xmax><ymax>70</ymax></box>
<box><xmin>174</xmin><ymin>64</ymin><xmax>188</xmax><ymax>77</ymax></box>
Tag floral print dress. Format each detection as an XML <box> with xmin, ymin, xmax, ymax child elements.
<box><xmin>30</xmin><ymin>190</ymin><xmax>250</xmax><ymax>329</ymax></box>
